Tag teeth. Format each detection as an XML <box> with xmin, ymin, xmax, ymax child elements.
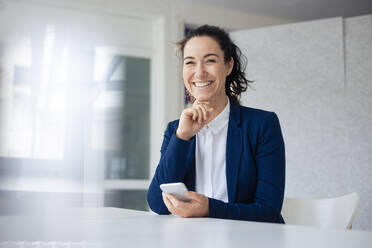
<box><xmin>194</xmin><ymin>81</ymin><xmax>212</xmax><ymax>87</ymax></box>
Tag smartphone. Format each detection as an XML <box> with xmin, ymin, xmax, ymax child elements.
<box><xmin>160</xmin><ymin>182</ymin><xmax>191</xmax><ymax>202</ymax></box>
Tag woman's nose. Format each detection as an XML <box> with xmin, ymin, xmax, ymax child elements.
<box><xmin>195</xmin><ymin>63</ymin><xmax>207</xmax><ymax>79</ymax></box>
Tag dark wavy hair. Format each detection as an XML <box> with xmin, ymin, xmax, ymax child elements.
<box><xmin>176</xmin><ymin>25</ymin><xmax>252</xmax><ymax>105</ymax></box>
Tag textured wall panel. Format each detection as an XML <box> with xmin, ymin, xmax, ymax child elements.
<box><xmin>344</xmin><ymin>14</ymin><xmax>372</xmax><ymax>230</ymax></box>
<box><xmin>231</xmin><ymin>18</ymin><xmax>357</xmax><ymax>226</ymax></box>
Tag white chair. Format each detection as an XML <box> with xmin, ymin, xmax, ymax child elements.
<box><xmin>281</xmin><ymin>192</ymin><xmax>360</xmax><ymax>229</ymax></box>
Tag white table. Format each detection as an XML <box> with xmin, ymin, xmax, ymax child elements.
<box><xmin>1</xmin><ymin>207</ymin><xmax>372</xmax><ymax>248</ymax></box>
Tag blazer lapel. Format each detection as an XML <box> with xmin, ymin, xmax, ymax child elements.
<box><xmin>188</xmin><ymin>137</ymin><xmax>196</xmax><ymax>191</ymax></box>
<box><xmin>226</xmin><ymin>101</ymin><xmax>242</xmax><ymax>203</ymax></box>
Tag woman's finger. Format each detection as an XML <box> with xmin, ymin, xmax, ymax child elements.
<box><xmin>185</xmin><ymin>191</ymin><xmax>204</xmax><ymax>202</ymax></box>
<box><xmin>162</xmin><ymin>193</ymin><xmax>176</xmax><ymax>213</ymax></box>
<box><xmin>197</xmin><ymin>104</ymin><xmax>207</xmax><ymax>123</ymax></box>
<box><xmin>166</xmin><ymin>194</ymin><xmax>191</xmax><ymax>217</ymax></box>
<box><xmin>164</xmin><ymin>194</ymin><xmax>187</xmax><ymax>217</ymax></box>
<box><xmin>183</xmin><ymin>108</ymin><xmax>194</xmax><ymax>120</ymax></box>
<box><xmin>193</xmin><ymin>105</ymin><xmax>203</xmax><ymax>124</ymax></box>
<box><xmin>191</xmin><ymin>108</ymin><xmax>199</xmax><ymax>121</ymax></box>
<box><xmin>194</xmin><ymin>100</ymin><xmax>212</xmax><ymax>122</ymax></box>
<box><xmin>198</xmin><ymin>104</ymin><xmax>208</xmax><ymax>122</ymax></box>
<box><xmin>162</xmin><ymin>193</ymin><xmax>172</xmax><ymax>207</ymax></box>
<box><xmin>167</xmin><ymin>193</ymin><xmax>184</xmax><ymax>208</ymax></box>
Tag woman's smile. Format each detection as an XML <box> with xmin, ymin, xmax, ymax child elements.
<box><xmin>193</xmin><ymin>80</ymin><xmax>214</xmax><ymax>88</ymax></box>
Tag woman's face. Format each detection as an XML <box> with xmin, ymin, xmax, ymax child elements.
<box><xmin>182</xmin><ymin>36</ymin><xmax>233</xmax><ymax>104</ymax></box>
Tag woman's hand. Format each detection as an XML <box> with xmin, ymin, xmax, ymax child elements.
<box><xmin>176</xmin><ymin>101</ymin><xmax>213</xmax><ymax>140</ymax></box>
<box><xmin>162</xmin><ymin>191</ymin><xmax>209</xmax><ymax>218</ymax></box>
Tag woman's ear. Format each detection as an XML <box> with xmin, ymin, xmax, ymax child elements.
<box><xmin>226</xmin><ymin>58</ymin><xmax>234</xmax><ymax>76</ymax></box>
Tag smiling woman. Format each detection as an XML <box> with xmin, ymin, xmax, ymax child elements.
<box><xmin>147</xmin><ymin>25</ymin><xmax>286</xmax><ymax>223</ymax></box>
<box><xmin>182</xmin><ymin>36</ymin><xmax>233</xmax><ymax>106</ymax></box>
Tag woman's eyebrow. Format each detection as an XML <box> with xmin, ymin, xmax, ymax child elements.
<box><xmin>184</xmin><ymin>56</ymin><xmax>194</xmax><ymax>61</ymax></box>
<box><xmin>204</xmin><ymin>53</ymin><xmax>219</xmax><ymax>58</ymax></box>
<box><xmin>184</xmin><ymin>53</ymin><xmax>219</xmax><ymax>60</ymax></box>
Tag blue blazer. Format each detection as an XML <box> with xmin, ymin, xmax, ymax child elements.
<box><xmin>147</xmin><ymin>100</ymin><xmax>285</xmax><ymax>223</ymax></box>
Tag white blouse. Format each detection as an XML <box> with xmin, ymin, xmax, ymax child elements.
<box><xmin>195</xmin><ymin>99</ymin><xmax>230</xmax><ymax>203</ymax></box>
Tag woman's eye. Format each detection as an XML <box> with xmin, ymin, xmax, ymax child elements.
<box><xmin>185</xmin><ymin>61</ymin><xmax>194</xmax><ymax>65</ymax></box>
<box><xmin>207</xmin><ymin>59</ymin><xmax>216</xmax><ymax>63</ymax></box>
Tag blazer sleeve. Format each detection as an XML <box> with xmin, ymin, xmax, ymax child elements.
<box><xmin>209</xmin><ymin>112</ymin><xmax>286</xmax><ymax>223</ymax></box>
<box><xmin>147</xmin><ymin>121</ymin><xmax>195</xmax><ymax>214</ymax></box>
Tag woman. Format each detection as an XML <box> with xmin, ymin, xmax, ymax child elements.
<box><xmin>147</xmin><ymin>25</ymin><xmax>285</xmax><ymax>223</ymax></box>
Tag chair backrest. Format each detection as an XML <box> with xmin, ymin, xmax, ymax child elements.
<box><xmin>281</xmin><ymin>192</ymin><xmax>360</xmax><ymax>229</ymax></box>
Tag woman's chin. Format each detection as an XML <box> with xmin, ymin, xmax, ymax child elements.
<box><xmin>194</xmin><ymin>96</ymin><xmax>211</xmax><ymax>102</ymax></box>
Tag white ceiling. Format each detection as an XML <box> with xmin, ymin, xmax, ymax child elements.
<box><xmin>182</xmin><ymin>0</ymin><xmax>372</xmax><ymax>21</ymax></box>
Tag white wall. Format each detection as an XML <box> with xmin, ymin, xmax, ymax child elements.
<box><xmin>344</xmin><ymin>14</ymin><xmax>372</xmax><ymax>231</ymax></box>
<box><xmin>231</xmin><ymin>15</ymin><xmax>372</xmax><ymax>230</ymax></box>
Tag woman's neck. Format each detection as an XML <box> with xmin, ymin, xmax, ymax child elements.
<box><xmin>204</xmin><ymin>95</ymin><xmax>228</xmax><ymax>122</ymax></box>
